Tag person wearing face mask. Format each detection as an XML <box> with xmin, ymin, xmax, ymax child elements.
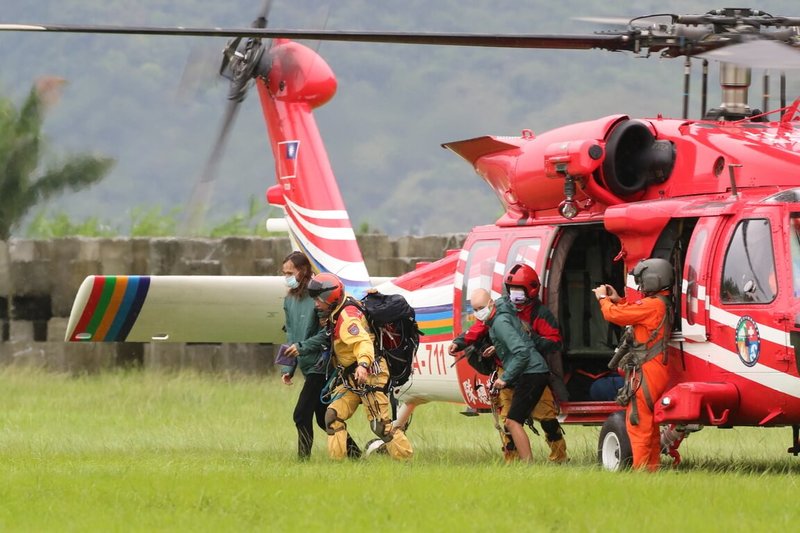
<box><xmin>503</xmin><ymin>264</ymin><xmax>568</xmax><ymax>402</ymax></box>
<box><xmin>280</xmin><ymin>251</ymin><xmax>361</xmax><ymax>460</ymax></box>
<box><xmin>307</xmin><ymin>272</ymin><xmax>413</xmax><ymax>461</ymax></box>
<box><xmin>452</xmin><ymin>288</ymin><xmax>550</xmax><ymax>462</ymax></box>
<box><xmin>449</xmin><ymin>265</ymin><xmax>568</xmax><ymax>463</ymax></box>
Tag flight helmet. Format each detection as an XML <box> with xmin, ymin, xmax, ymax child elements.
<box><xmin>631</xmin><ymin>258</ymin><xmax>674</xmax><ymax>294</ymax></box>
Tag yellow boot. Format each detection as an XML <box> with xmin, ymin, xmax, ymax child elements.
<box><xmin>547</xmin><ymin>437</ymin><xmax>568</xmax><ymax>463</ymax></box>
<box><xmin>503</xmin><ymin>447</ymin><xmax>520</xmax><ymax>463</ymax></box>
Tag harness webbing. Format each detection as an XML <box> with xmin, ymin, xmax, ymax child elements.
<box><xmin>615</xmin><ymin>294</ymin><xmax>673</xmax><ymax>417</ymax></box>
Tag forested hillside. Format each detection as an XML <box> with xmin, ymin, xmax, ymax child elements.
<box><xmin>1</xmin><ymin>0</ymin><xmax>798</xmax><ymax>235</ymax></box>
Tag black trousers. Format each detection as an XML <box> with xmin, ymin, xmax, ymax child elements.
<box><xmin>293</xmin><ymin>373</ymin><xmax>327</xmax><ymax>458</ymax></box>
<box><xmin>293</xmin><ymin>373</ymin><xmax>360</xmax><ymax>459</ymax></box>
<box><xmin>507</xmin><ymin>372</ymin><xmax>550</xmax><ymax>425</ymax></box>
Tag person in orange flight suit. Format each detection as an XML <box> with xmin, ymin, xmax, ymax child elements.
<box><xmin>308</xmin><ymin>273</ymin><xmax>413</xmax><ymax>461</ymax></box>
<box><xmin>593</xmin><ymin>258</ymin><xmax>674</xmax><ymax>472</ymax></box>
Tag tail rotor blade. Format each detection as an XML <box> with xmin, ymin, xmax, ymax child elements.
<box><xmin>179</xmin><ymin>98</ymin><xmax>241</xmax><ymax>235</ymax></box>
<box><xmin>255</xmin><ymin>0</ymin><xmax>273</xmax><ymax>27</ymax></box>
<box><xmin>179</xmin><ymin>1</ymin><xmax>275</xmax><ymax>236</ymax></box>
<box><xmin>175</xmin><ymin>43</ymin><xmax>222</xmax><ymax>101</ymax></box>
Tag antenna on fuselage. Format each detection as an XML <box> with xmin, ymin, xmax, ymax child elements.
<box><xmin>728</xmin><ymin>163</ymin><xmax>742</xmax><ymax>198</ymax></box>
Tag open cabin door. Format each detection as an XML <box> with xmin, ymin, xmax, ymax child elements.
<box><xmin>681</xmin><ymin>217</ymin><xmax>723</xmax><ymax>342</ymax></box>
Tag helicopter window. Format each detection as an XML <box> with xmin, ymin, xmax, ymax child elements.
<box><xmin>684</xmin><ymin>227</ymin><xmax>707</xmax><ymax>326</ymax></box>
<box><xmin>504</xmin><ymin>239</ymin><xmax>541</xmax><ymax>286</ymax></box>
<box><xmin>790</xmin><ymin>214</ymin><xmax>800</xmax><ymax>299</ymax></box>
<box><xmin>764</xmin><ymin>188</ymin><xmax>800</xmax><ymax>203</ymax></box>
<box><xmin>460</xmin><ymin>239</ymin><xmax>500</xmax><ymax>331</ymax></box>
<box><xmin>721</xmin><ymin>219</ymin><xmax>777</xmax><ymax>304</ymax></box>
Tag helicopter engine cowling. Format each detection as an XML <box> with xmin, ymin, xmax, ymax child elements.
<box><xmin>543</xmin><ymin>139</ymin><xmax>605</xmax><ymax>178</ymax></box>
<box><xmin>601</xmin><ymin>119</ymin><xmax>676</xmax><ymax>197</ymax></box>
<box><xmin>446</xmin><ymin>115</ymin><xmax>678</xmax><ymax>222</ymax></box>
<box><xmin>505</xmin><ymin>115</ymin><xmax>627</xmax><ymax>216</ymax></box>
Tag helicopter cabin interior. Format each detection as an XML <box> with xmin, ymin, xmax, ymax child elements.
<box><xmin>460</xmin><ymin>218</ymin><xmax>698</xmax><ymax>403</ymax></box>
<box><xmin>544</xmin><ymin>220</ymin><xmax>696</xmax><ymax>401</ymax></box>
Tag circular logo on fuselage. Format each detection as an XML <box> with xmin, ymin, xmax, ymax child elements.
<box><xmin>735</xmin><ymin>316</ymin><xmax>760</xmax><ymax>367</ymax></box>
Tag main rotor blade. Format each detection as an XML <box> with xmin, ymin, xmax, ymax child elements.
<box><xmin>179</xmin><ymin>98</ymin><xmax>241</xmax><ymax>235</ymax></box>
<box><xmin>699</xmin><ymin>40</ymin><xmax>800</xmax><ymax>70</ymax></box>
<box><xmin>256</xmin><ymin>0</ymin><xmax>273</xmax><ymax>26</ymax></box>
<box><xmin>0</xmin><ymin>24</ymin><xmax>633</xmax><ymax>51</ymax></box>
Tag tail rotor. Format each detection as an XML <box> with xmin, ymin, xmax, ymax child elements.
<box><xmin>179</xmin><ymin>0</ymin><xmax>274</xmax><ymax>235</ymax></box>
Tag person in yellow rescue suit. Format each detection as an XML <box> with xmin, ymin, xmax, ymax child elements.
<box><xmin>593</xmin><ymin>258</ymin><xmax>674</xmax><ymax>472</ymax></box>
<box><xmin>308</xmin><ymin>273</ymin><xmax>413</xmax><ymax>460</ymax></box>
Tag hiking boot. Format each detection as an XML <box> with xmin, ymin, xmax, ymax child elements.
<box><xmin>365</xmin><ymin>438</ymin><xmax>388</xmax><ymax>457</ymax></box>
<box><xmin>547</xmin><ymin>437</ymin><xmax>568</xmax><ymax>463</ymax></box>
<box><xmin>347</xmin><ymin>439</ymin><xmax>362</xmax><ymax>460</ymax></box>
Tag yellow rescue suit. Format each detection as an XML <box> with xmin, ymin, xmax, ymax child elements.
<box><xmin>495</xmin><ymin>385</ymin><xmax>566</xmax><ymax>462</ymax></box>
<box><xmin>326</xmin><ymin>302</ymin><xmax>413</xmax><ymax>460</ymax></box>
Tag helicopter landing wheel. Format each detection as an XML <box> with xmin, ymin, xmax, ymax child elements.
<box><xmin>598</xmin><ymin>411</ymin><xmax>632</xmax><ymax>471</ymax></box>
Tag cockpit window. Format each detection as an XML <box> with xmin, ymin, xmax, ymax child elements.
<box><xmin>721</xmin><ymin>218</ymin><xmax>777</xmax><ymax>304</ymax></box>
<box><xmin>764</xmin><ymin>188</ymin><xmax>800</xmax><ymax>203</ymax></box>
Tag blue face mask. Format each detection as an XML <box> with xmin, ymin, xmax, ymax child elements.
<box><xmin>285</xmin><ymin>275</ymin><xmax>299</xmax><ymax>289</ymax></box>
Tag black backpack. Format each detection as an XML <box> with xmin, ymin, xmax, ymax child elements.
<box><xmin>463</xmin><ymin>337</ymin><xmax>497</xmax><ymax>376</ymax></box>
<box><xmin>343</xmin><ymin>292</ymin><xmax>421</xmax><ymax>387</ymax></box>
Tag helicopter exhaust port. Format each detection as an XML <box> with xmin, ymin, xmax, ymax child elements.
<box><xmin>601</xmin><ymin>120</ymin><xmax>676</xmax><ymax>198</ymax></box>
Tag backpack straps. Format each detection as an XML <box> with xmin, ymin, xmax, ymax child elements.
<box><xmin>328</xmin><ymin>296</ymin><xmax>370</xmax><ymax>376</ymax></box>
<box><xmin>330</xmin><ymin>296</ymin><xmax>363</xmax><ymax>325</ymax></box>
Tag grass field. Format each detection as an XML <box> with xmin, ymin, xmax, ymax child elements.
<box><xmin>0</xmin><ymin>368</ymin><xmax>798</xmax><ymax>531</ymax></box>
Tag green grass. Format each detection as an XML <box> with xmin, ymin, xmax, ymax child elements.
<box><xmin>0</xmin><ymin>368</ymin><xmax>798</xmax><ymax>531</ymax></box>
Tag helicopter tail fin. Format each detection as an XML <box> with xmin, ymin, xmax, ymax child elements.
<box><xmin>257</xmin><ymin>39</ymin><xmax>370</xmax><ymax>294</ymax></box>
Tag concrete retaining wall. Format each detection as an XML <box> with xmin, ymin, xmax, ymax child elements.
<box><xmin>0</xmin><ymin>234</ymin><xmax>465</xmax><ymax>374</ymax></box>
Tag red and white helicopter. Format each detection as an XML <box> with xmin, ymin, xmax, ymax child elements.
<box><xmin>5</xmin><ymin>7</ymin><xmax>800</xmax><ymax>469</ymax></box>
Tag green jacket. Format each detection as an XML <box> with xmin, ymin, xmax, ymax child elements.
<box><xmin>485</xmin><ymin>297</ymin><xmax>548</xmax><ymax>385</ymax></box>
<box><xmin>282</xmin><ymin>292</ymin><xmax>329</xmax><ymax>377</ymax></box>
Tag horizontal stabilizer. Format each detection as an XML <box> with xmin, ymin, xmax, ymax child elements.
<box><xmin>442</xmin><ymin>136</ymin><xmax>521</xmax><ymax>166</ymax></box>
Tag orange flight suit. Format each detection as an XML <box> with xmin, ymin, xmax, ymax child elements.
<box><xmin>599</xmin><ymin>291</ymin><xmax>670</xmax><ymax>471</ymax></box>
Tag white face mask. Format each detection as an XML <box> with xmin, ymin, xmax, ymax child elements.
<box><xmin>474</xmin><ymin>306</ymin><xmax>491</xmax><ymax>322</ymax></box>
<box><xmin>509</xmin><ymin>289</ymin><xmax>527</xmax><ymax>304</ymax></box>
<box><xmin>285</xmin><ymin>275</ymin><xmax>299</xmax><ymax>289</ymax></box>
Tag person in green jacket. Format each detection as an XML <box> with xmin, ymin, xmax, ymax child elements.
<box><xmin>280</xmin><ymin>252</ymin><xmax>360</xmax><ymax>459</ymax></box>
<box><xmin>469</xmin><ymin>288</ymin><xmax>550</xmax><ymax>462</ymax></box>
